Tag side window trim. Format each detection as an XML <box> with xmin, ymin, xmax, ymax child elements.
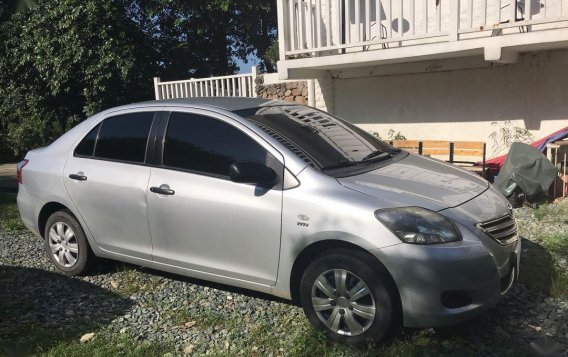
<box><xmin>153</xmin><ymin>111</ymin><xmax>171</xmax><ymax>167</ymax></box>
<box><xmin>91</xmin><ymin>123</ymin><xmax>102</xmax><ymax>158</ymax></box>
<box><xmin>144</xmin><ymin>111</ymin><xmax>167</xmax><ymax>166</ymax></box>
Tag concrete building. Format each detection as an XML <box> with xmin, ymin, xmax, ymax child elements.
<box><xmin>276</xmin><ymin>0</ymin><xmax>568</xmax><ymax>157</ymax></box>
<box><xmin>154</xmin><ymin>0</ymin><xmax>568</xmax><ymax>159</ymax></box>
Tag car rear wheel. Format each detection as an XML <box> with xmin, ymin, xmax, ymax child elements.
<box><xmin>299</xmin><ymin>249</ymin><xmax>395</xmax><ymax>345</ymax></box>
<box><xmin>44</xmin><ymin>210</ymin><xmax>92</xmax><ymax>275</ymax></box>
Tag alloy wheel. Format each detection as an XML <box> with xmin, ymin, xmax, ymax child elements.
<box><xmin>48</xmin><ymin>222</ymin><xmax>79</xmax><ymax>268</ymax></box>
<box><xmin>311</xmin><ymin>269</ymin><xmax>376</xmax><ymax>336</ymax></box>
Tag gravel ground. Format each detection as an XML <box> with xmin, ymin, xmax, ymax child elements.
<box><xmin>1</xmin><ymin>203</ymin><xmax>567</xmax><ymax>356</ymax></box>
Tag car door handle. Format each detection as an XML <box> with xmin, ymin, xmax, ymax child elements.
<box><xmin>69</xmin><ymin>174</ymin><xmax>87</xmax><ymax>181</ymax></box>
<box><xmin>150</xmin><ymin>186</ymin><xmax>175</xmax><ymax>195</ymax></box>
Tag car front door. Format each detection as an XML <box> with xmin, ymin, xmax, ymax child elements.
<box><xmin>146</xmin><ymin>110</ymin><xmax>284</xmax><ymax>285</ymax></box>
<box><xmin>64</xmin><ymin>110</ymin><xmax>158</xmax><ymax>260</ymax></box>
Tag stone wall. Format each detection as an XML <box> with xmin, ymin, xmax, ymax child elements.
<box><xmin>256</xmin><ymin>79</ymin><xmax>308</xmax><ymax>105</ymax></box>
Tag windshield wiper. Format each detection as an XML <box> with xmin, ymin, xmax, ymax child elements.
<box><xmin>321</xmin><ymin>160</ymin><xmax>359</xmax><ymax>171</ymax></box>
<box><xmin>361</xmin><ymin>150</ymin><xmax>391</xmax><ymax>162</ymax></box>
<box><xmin>322</xmin><ymin>150</ymin><xmax>397</xmax><ymax>171</ymax></box>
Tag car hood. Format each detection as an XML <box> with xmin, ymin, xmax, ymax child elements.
<box><xmin>338</xmin><ymin>154</ymin><xmax>489</xmax><ymax>211</ymax></box>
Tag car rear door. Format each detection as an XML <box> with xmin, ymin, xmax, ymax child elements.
<box><xmin>63</xmin><ymin>109</ymin><xmax>159</xmax><ymax>260</ymax></box>
<box><xmin>146</xmin><ymin>109</ymin><xmax>284</xmax><ymax>285</ymax></box>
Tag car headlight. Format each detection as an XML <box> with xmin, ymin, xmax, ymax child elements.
<box><xmin>374</xmin><ymin>207</ymin><xmax>462</xmax><ymax>245</ymax></box>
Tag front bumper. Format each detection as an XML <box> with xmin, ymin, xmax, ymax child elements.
<box><xmin>371</xmin><ymin>229</ymin><xmax>521</xmax><ymax>328</ymax></box>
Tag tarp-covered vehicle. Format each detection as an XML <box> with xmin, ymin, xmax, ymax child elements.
<box><xmin>494</xmin><ymin>142</ymin><xmax>558</xmax><ymax>207</ymax></box>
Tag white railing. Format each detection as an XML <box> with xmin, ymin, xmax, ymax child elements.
<box><xmin>278</xmin><ymin>0</ymin><xmax>568</xmax><ymax>58</ymax></box>
<box><xmin>153</xmin><ymin>67</ymin><xmax>259</xmax><ymax>100</ymax></box>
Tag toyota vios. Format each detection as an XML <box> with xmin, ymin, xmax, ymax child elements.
<box><xmin>17</xmin><ymin>98</ymin><xmax>520</xmax><ymax>344</ymax></box>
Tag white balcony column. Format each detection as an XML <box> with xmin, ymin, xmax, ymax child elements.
<box><xmin>277</xmin><ymin>0</ymin><xmax>287</xmax><ymax>61</ymax></box>
<box><xmin>153</xmin><ymin>77</ymin><xmax>161</xmax><ymax>100</ymax></box>
<box><xmin>484</xmin><ymin>46</ymin><xmax>519</xmax><ymax>64</ymax></box>
<box><xmin>449</xmin><ymin>0</ymin><xmax>460</xmax><ymax>41</ymax></box>
<box><xmin>251</xmin><ymin>65</ymin><xmax>260</xmax><ymax>97</ymax></box>
<box><xmin>307</xmin><ymin>79</ymin><xmax>315</xmax><ymax>107</ymax></box>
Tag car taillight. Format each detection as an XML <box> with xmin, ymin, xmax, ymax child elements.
<box><xmin>16</xmin><ymin>159</ymin><xmax>29</xmax><ymax>184</ymax></box>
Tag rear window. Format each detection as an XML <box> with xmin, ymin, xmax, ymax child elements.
<box><xmin>94</xmin><ymin>112</ymin><xmax>154</xmax><ymax>163</ymax></box>
<box><xmin>234</xmin><ymin>105</ymin><xmax>393</xmax><ymax>169</ymax></box>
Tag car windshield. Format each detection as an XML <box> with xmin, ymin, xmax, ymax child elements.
<box><xmin>234</xmin><ymin>105</ymin><xmax>399</xmax><ymax>171</ymax></box>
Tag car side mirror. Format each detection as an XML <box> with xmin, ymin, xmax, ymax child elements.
<box><xmin>229</xmin><ymin>162</ymin><xmax>277</xmax><ymax>187</ymax></box>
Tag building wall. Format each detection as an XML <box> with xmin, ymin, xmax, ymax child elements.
<box><xmin>314</xmin><ymin>77</ymin><xmax>334</xmax><ymax>113</ymax></box>
<box><xmin>331</xmin><ymin>49</ymin><xmax>568</xmax><ymax>158</ymax></box>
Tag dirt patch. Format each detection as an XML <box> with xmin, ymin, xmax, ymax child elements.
<box><xmin>0</xmin><ymin>164</ymin><xmax>16</xmax><ymax>192</ymax></box>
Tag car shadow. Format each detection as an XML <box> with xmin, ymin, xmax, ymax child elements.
<box><xmin>73</xmin><ymin>235</ymin><xmax>563</xmax><ymax>355</ymax></box>
<box><xmin>517</xmin><ymin>237</ymin><xmax>557</xmax><ymax>295</ymax></box>
<box><xmin>0</xmin><ymin>265</ymin><xmax>132</xmax><ymax>356</ymax></box>
<box><xmin>87</xmin><ymin>258</ymin><xmax>294</xmax><ymax>306</ymax></box>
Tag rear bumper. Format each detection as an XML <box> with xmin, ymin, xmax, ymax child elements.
<box><xmin>16</xmin><ymin>185</ymin><xmax>41</xmax><ymax>237</ymax></box>
<box><xmin>371</xmin><ymin>233</ymin><xmax>521</xmax><ymax>328</ymax></box>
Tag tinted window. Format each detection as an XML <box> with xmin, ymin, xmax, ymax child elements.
<box><xmin>234</xmin><ymin>105</ymin><xmax>396</xmax><ymax>169</ymax></box>
<box><xmin>163</xmin><ymin>112</ymin><xmax>268</xmax><ymax>177</ymax></box>
<box><xmin>94</xmin><ymin>112</ymin><xmax>154</xmax><ymax>163</ymax></box>
<box><xmin>74</xmin><ymin>124</ymin><xmax>100</xmax><ymax>157</ymax></box>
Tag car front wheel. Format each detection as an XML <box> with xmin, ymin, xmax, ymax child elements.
<box><xmin>299</xmin><ymin>249</ymin><xmax>396</xmax><ymax>344</ymax></box>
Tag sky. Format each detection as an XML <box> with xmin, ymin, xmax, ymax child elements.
<box><xmin>236</xmin><ymin>53</ymin><xmax>262</xmax><ymax>74</ymax></box>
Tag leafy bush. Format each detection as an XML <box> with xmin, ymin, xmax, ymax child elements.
<box><xmin>488</xmin><ymin>120</ymin><xmax>534</xmax><ymax>156</ymax></box>
<box><xmin>369</xmin><ymin>129</ymin><xmax>407</xmax><ymax>141</ymax></box>
<box><xmin>0</xmin><ymin>0</ymin><xmax>157</xmax><ymax>158</ymax></box>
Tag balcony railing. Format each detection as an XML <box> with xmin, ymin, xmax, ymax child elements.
<box><xmin>277</xmin><ymin>0</ymin><xmax>568</xmax><ymax>59</ymax></box>
<box><xmin>153</xmin><ymin>68</ymin><xmax>258</xmax><ymax>100</ymax></box>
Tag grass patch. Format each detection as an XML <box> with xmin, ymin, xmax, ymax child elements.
<box><xmin>522</xmin><ymin>234</ymin><xmax>568</xmax><ymax>298</ymax></box>
<box><xmin>0</xmin><ymin>193</ymin><xmax>24</xmax><ymax>231</ymax></box>
<box><xmin>43</xmin><ymin>332</ymin><xmax>173</xmax><ymax>357</ymax></box>
<box><xmin>112</xmin><ymin>266</ymin><xmax>161</xmax><ymax>297</ymax></box>
<box><xmin>516</xmin><ymin>200</ymin><xmax>568</xmax><ymax>298</ymax></box>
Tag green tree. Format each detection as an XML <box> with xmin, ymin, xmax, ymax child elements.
<box><xmin>0</xmin><ymin>0</ymin><xmax>157</xmax><ymax>158</ymax></box>
<box><xmin>129</xmin><ymin>0</ymin><xmax>277</xmax><ymax>80</ymax></box>
<box><xmin>0</xmin><ymin>0</ymin><xmax>278</xmax><ymax>160</ymax></box>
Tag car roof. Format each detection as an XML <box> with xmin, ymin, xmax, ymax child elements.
<box><xmin>124</xmin><ymin>97</ymin><xmax>286</xmax><ymax>112</ymax></box>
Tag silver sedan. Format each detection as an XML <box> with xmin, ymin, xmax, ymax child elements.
<box><xmin>17</xmin><ymin>98</ymin><xmax>520</xmax><ymax>344</ymax></box>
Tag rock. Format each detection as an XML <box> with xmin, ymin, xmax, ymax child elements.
<box><xmin>184</xmin><ymin>344</ymin><xmax>195</xmax><ymax>354</ymax></box>
<box><xmin>184</xmin><ymin>321</ymin><xmax>196</xmax><ymax>328</ymax></box>
<box><xmin>294</xmin><ymin>96</ymin><xmax>307</xmax><ymax>105</ymax></box>
<box><xmin>80</xmin><ymin>332</ymin><xmax>95</xmax><ymax>343</ymax></box>
<box><xmin>111</xmin><ymin>280</ymin><xmax>119</xmax><ymax>289</ymax></box>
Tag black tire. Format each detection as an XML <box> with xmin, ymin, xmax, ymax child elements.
<box><xmin>44</xmin><ymin>210</ymin><xmax>93</xmax><ymax>275</ymax></box>
<box><xmin>299</xmin><ymin>249</ymin><xmax>396</xmax><ymax>345</ymax></box>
